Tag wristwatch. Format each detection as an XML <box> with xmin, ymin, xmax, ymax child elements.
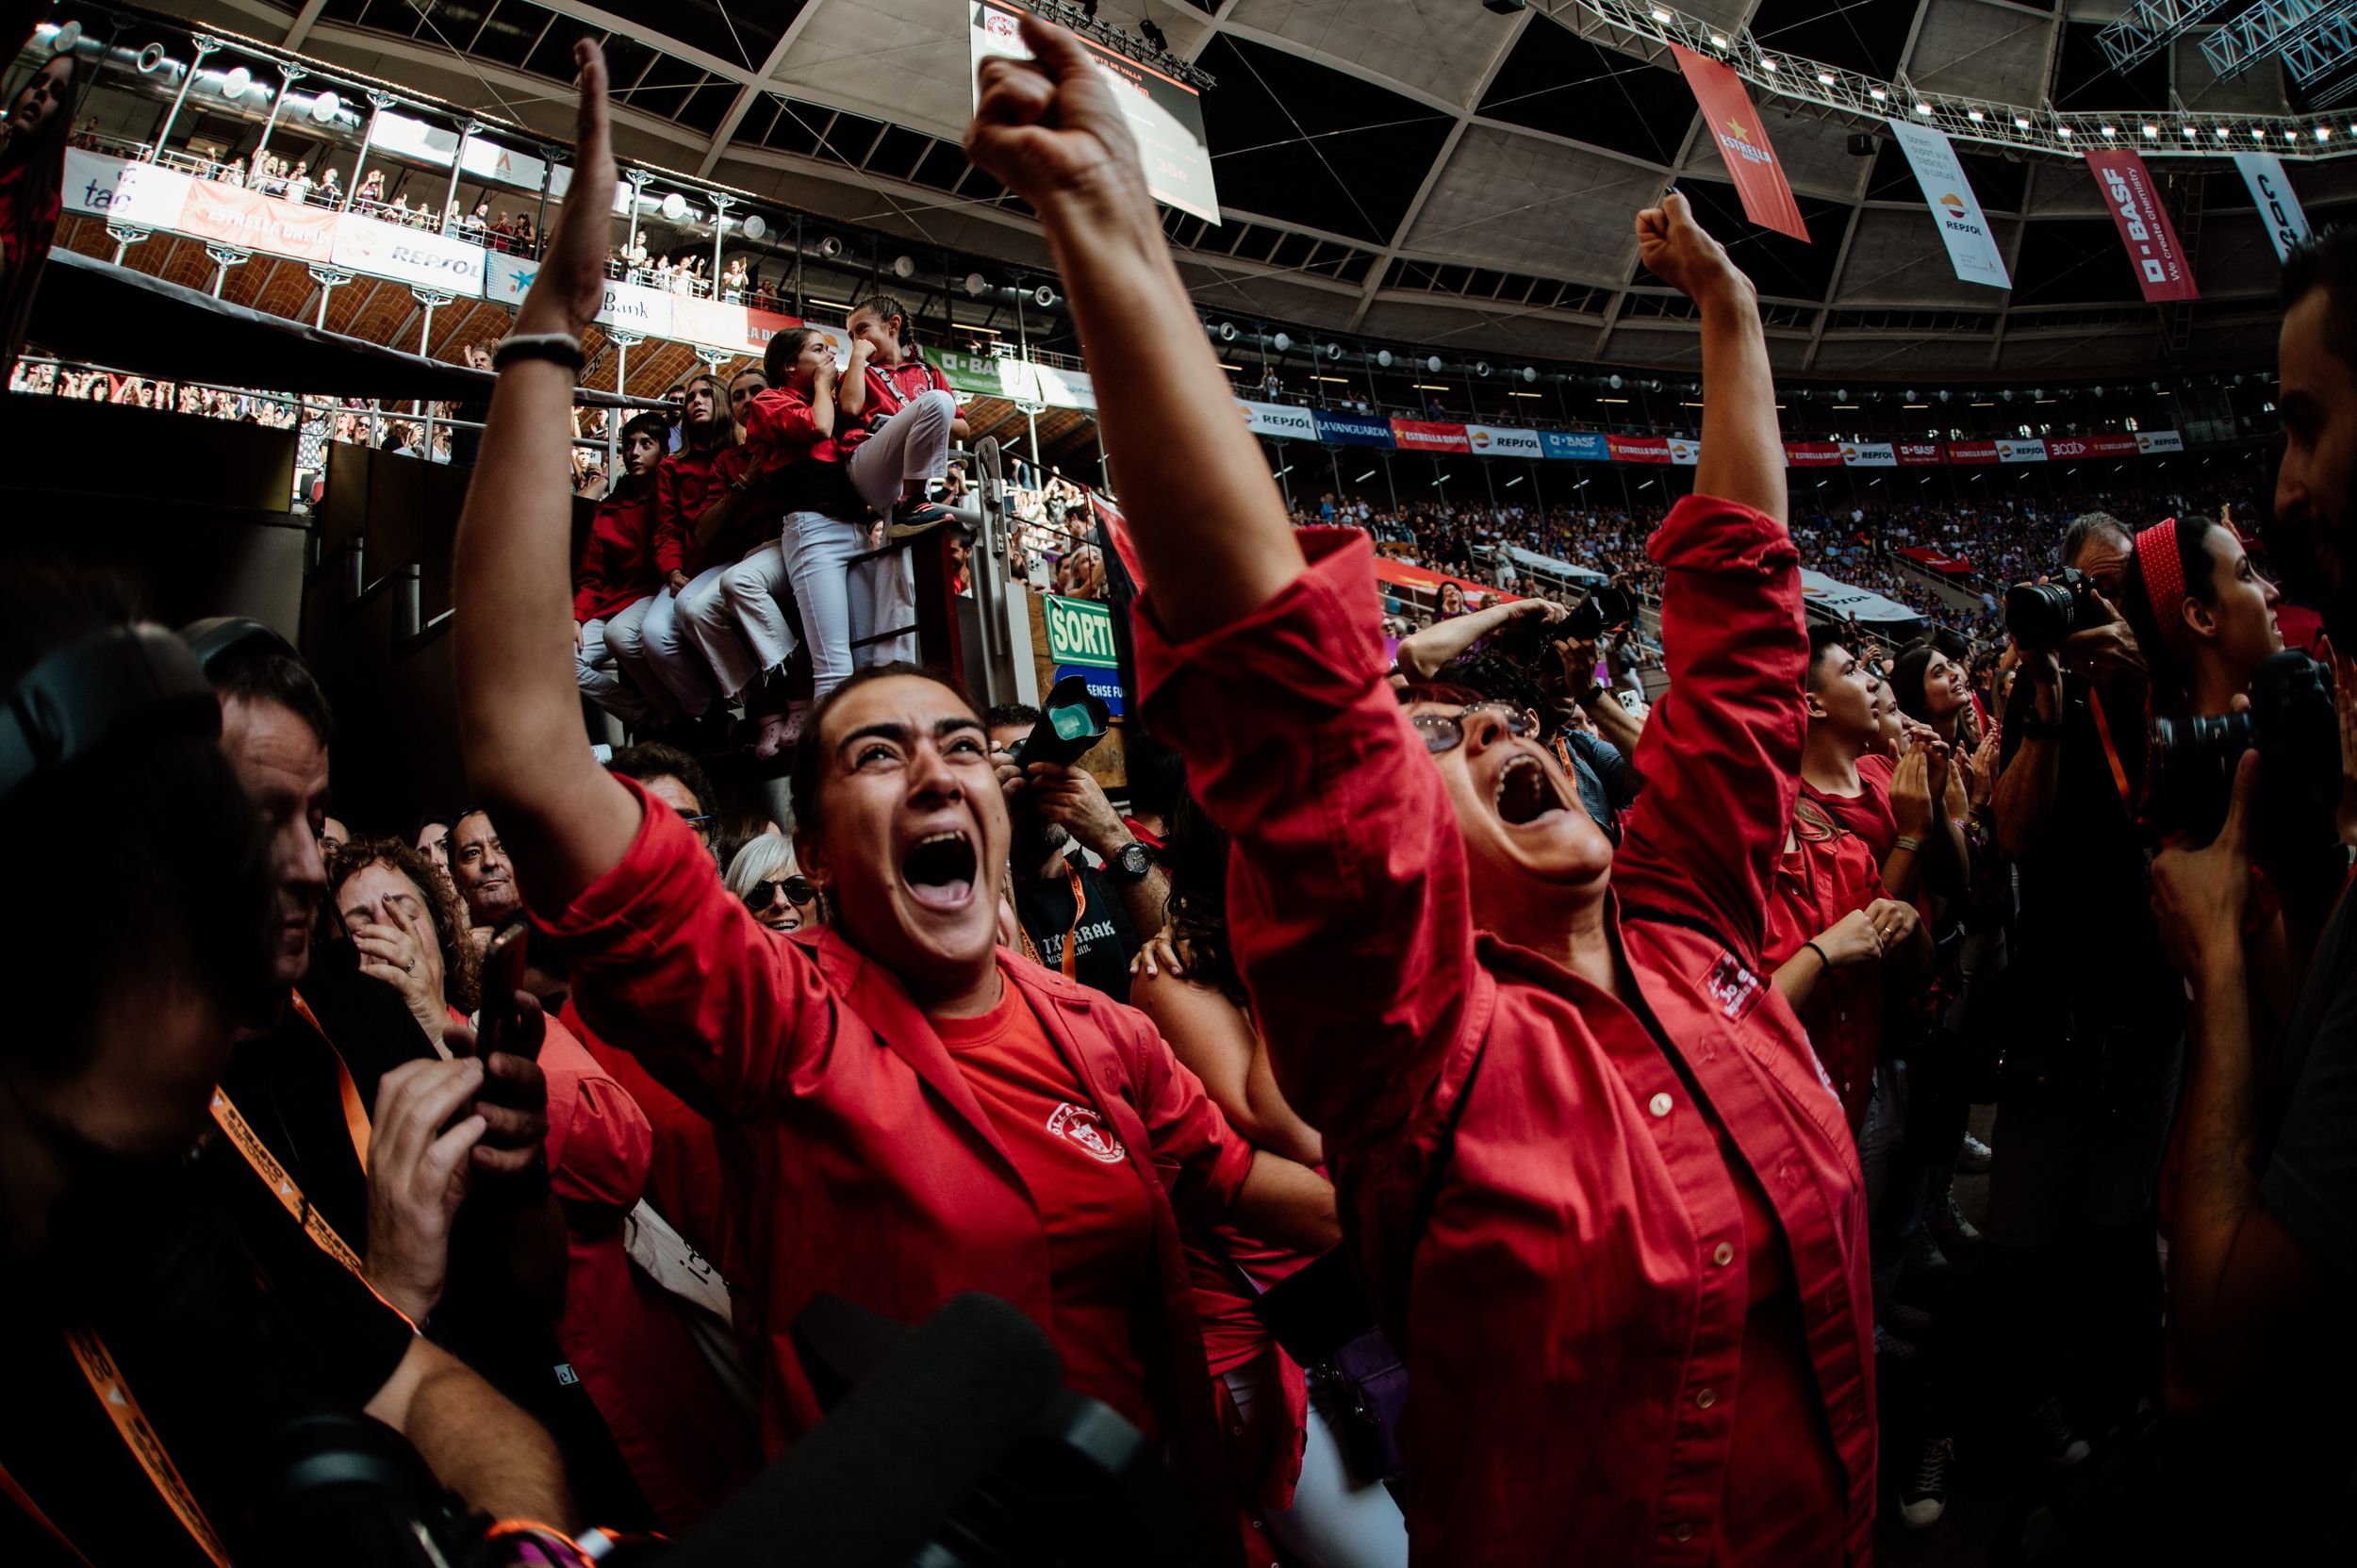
<box><xmin>1107</xmin><ymin>841</ymin><xmax>1154</xmax><ymax>883</ymax></box>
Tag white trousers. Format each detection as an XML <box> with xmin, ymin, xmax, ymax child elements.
<box><xmin>576</xmin><ymin>612</ymin><xmax>653</xmax><ymax>724</ymax></box>
<box><xmin>681</xmin><ymin>538</ymin><xmax>799</xmax><ymax>700</ymax></box>
<box><xmin>600</xmin><ymin>594</ymin><xmax>668</xmax><ymax>720</ymax></box>
<box><xmin>1222</xmin><ymin>1353</ymin><xmax>1409</xmax><ymax>1568</ymax></box>
<box><xmin>637</xmin><ymin>566</ymin><xmax>733</xmax><ymax>717</ymax></box>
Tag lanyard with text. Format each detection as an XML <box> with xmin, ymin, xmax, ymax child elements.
<box><xmin>1060</xmin><ymin>866</ymin><xmax>1087</xmax><ymax>982</ymax></box>
<box><xmin>2084</xmin><ymin>689</ymin><xmax>2134</xmax><ymax>812</ymax></box>
<box><xmin>62</xmin><ymin>1325</ymin><xmax>233</xmax><ymax>1567</ymax></box>
<box><xmin>289</xmin><ymin>987</ymin><xmax>372</xmax><ymax>1172</ymax></box>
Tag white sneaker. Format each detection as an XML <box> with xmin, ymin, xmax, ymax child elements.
<box><xmin>1900</xmin><ymin>1435</ymin><xmax>1955</xmax><ymax>1528</ymax></box>
<box><xmin>1958</xmin><ymin>1131</ymin><xmax>1994</xmax><ymax>1173</ymax></box>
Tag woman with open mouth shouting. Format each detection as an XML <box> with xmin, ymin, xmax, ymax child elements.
<box><xmin>962</xmin><ymin>15</ymin><xmax>1874</xmax><ymax>1564</ymax></box>
<box><xmin>449</xmin><ymin>40</ymin><xmax>1338</xmax><ymax>1564</ymax></box>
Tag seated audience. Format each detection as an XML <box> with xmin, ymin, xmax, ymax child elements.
<box><xmin>576</xmin><ymin>412</ymin><xmax>671</xmax><ymax>727</ymax></box>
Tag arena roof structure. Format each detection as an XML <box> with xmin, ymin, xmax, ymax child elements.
<box><xmin>107</xmin><ymin>0</ymin><xmax>2357</xmax><ymax>377</ymax></box>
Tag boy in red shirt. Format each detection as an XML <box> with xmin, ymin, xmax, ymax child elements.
<box><xmin>574</xmin><ymin>412</ymin><xmax>671</xmax><ymax>725</ymax></box>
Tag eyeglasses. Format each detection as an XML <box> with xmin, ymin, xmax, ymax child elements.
<box><xmin>743</xmin><ymin>875</ymin><xmax>816</xmax><ymax>912</ymax></box>
<box><xmin>676</xmin><ymin>810</ymin><xmax>713</xmax><ymax>834</ymax></box>
<box><xmin>1410</xmin><ymin>703</ymin><xmax>1538</xmax><ymax>755</ymax></box>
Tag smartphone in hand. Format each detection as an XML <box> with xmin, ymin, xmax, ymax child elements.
<box><xmin>471</xmin><ymin>919</ymin><xmax>541</xmax><ymax>1062</ymax></box>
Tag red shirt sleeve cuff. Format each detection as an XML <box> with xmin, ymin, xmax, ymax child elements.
<box><xmin>1648</xmin><ymin>493</ymin><xmax>1799</xmax><ymax>576</ymax></box>
<box><xmin>1133</xmin><ymin>529</ymin><xmax>1393</xmax><ymax>723</ymax></box>
<box><xmin>532</xmin><ymin>774</ymin><xmax>695</xmax><ymax>963</ymax></box>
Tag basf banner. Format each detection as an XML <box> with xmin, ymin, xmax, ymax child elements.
<box><xmin>2233</xmin><ymin>152</ymin><xmax>2312</xmax><ymax>264</ymax></box>
<box><xmin>1840</xmin><ymin>441</ymin><xmax>1897</xmax><ymax>468</ymax></box>
<box><xmin>2136</xmin><ymin>429</ymin><xmax>2185</xmax><ymax>454</ymax></box>
<box><xmin>1885</xmin><ymin>117</ymin><xmax>2011</xmax><ymax>289</ymax></box>
<box><xmin>1894</xmin><ymin>442</ymin><xmax>1947</xmax><ymax>466</ymax></box>
<box><xmin>1466</xmin><ymin>424</ymin><xmax>1544</xmax><ymax>459</ymax></box>
<box><xmin>331</xmin><ymin>213</ymin><xmax>486</xmax><ymax>295</ymax></box>
<box><xmin>1673</xmin><ymin>45</ymin><xmax>1807</xmax><ymax>241</ymax></box>
<box><xmin>2085</xmin><ymin>150</ymin><xmax>2198</xmax><ymax>303</ymax></box>
<box><xmin>1315</xmin><ymin>410</ymin><xmax>1394</xmax><ymax>448</ymax></box>
<box><xmin>1239</xmin><ymin>400</ymin><xmax>1318</xmax><ymax>439</ymax></box>
<box><xmin>1541</xmin><ymin>430</ymin><xmax>1610</xmax><ymax>462</ymax></box>
<box><xmin>1392</xmin><ymin>420</ymin><xmax>1472</xmax><ymax>454</ymax></box>
<box><xmin>969</xmin><ymin>0</ymin><xmax>1219</xmax><ymax>224</ymax></box>
<box><xmin>1997</xmin><ymin>438</ymin><xmax>2049</xmax><ymax>463</ymax></box>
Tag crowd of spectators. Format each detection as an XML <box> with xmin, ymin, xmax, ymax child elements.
<box><xmin>15</xmin><ymin>24</ymin><xmax>2357</xmax><ymax>1568</ymax></box>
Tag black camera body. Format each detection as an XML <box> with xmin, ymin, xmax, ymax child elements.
<box><xmin>2150</xmin><ymin>650</ymin><xmax>2339</xmax><ymax>850</ymax></box>
<box><xmin>1564</xmin><ymin>583</ymin><xmax>1635</xmax><ymax>643</ymax></box>
<box><xmin>2004</xmin><ymin>567</ymin><xmax>2103</xmax><ymax>650</ymax></box>
<box><xmin>1015</xmin><ymin>673</ymin><xmax>1112</xmax><ymax>770</ymax></box>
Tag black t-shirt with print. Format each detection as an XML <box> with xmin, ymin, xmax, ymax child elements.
<box><xmin>1012</xmin><ymin>860</ymin><xmax>1139</xmax><ymax>1003</ymax></box>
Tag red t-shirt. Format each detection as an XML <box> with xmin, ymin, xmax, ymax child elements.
<box><xmin>1800</xmin><ymin>751</ymin><xmax>1897</xmax><ymax>867</ymax></box>
<box><xmin>840</xmin><ymin>356</ymin><xmax>951</xmax><ymax>450</ymax></box>
<box><xmin>933</xmin><ymin>978</ymin><xmax>1160</xmax><ymax>1434</ymax></box>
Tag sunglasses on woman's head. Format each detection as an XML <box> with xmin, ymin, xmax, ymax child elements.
<box><xmin>743</xmin><ymin>875</ymin><xmax>816</xmax><ymax>911</ymax></box>
<box><xmin>1410</xmin><ymin>703</ymin><xmax>1538</xmax><ymax>755</ymax></box>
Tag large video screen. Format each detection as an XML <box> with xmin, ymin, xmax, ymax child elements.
<box><xmin>968</xmin><ymin>0</ymin><xmax>1221</xmax><ymax>226</ymax></box>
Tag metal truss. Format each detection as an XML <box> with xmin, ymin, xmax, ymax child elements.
<box><xmin>2202</xmin><ymin>0</ymin><xmax>2357</xmax><ymax>80</ymax></box>
<box><xmin>2099</xmin><ymin>0</ymin><xmax>2244</xmax><ymax>72</ymax></box>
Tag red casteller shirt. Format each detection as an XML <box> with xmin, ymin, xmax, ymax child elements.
<box><xmin>1763</xmin><ymin>823</ymin><xmax>1887</xmax><ymax>1131</ymax></box>
<box><xmin>573</xmin><ymin>479</ymin><xmax>663</xmax><ymax>624</ymax></box>
<box><xmin>1801</xmin><ymin>751</ymin><xmax>1898</xmax><ymax>867</ymax></box>
<box><xmin>654</xmin><ymin>440</ymin><xmax>728</xmax><ymax>578</ymax></box>
<box><xmin>1136</xmin><ymin>501</ymin><xmax>1874</xmax><ymax>1568</ymax></box>
<box><xmin>839</xmin><ymin>355</ymin><xmax>953</xmax><ymax>450</ymax></box>
<box><xmin>743</xmin><ymin>384</ymin><xmax>843</xmax><ymax>474</ymax></box>
<box><xmin>537</xmin><ymin>779</ymin><xmax>1261</xmax><ymax>1562</ymax></box>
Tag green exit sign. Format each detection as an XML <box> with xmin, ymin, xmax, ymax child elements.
<box><xmin>1043</xmin><ymin>595</ymin><xmax>1118</xmax><ymax>669</ymax></box>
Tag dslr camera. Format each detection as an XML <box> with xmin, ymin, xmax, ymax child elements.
<box><xmin>2004</xmin><ymin>567</ymin><xmax>2104</xmax><ymax>651</ymax></box>
<box><xmin>2150</xmin><ymin>650</ymin><xmax>2339</xmax><ymax>850</ymax></box>
<box><xmin>1565</xmin><ymin>583</ymin><xmax>1635</xmax><ymax>643</ymax></box>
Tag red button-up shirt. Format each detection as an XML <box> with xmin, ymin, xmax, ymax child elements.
<box><xmin>539</xmin><ymin>779</ymin><xmax>1261</xmax><ymax>1557</ymax></box>
<box><xmin>1136</xmin><ymin>499</ymin><xmax>1875</xmax><ymax>1567</ymax></box>
<box><xmin>1764</xmin><ymin>820</ymin><xmax>1887</xmax><ymax>1131</ymax></box>
<box><xmin>572</xmin><ymin>480</ymin><xmax>662</xmax><ymax>625</ymax></box>
<box><xmin>654</xmin><ymin>441</ymin><xmax>726</xmax><ymax>578</ymax></box>
<box><xmin>839</xmin><ymin>355</ymin><xmax>951</xmax><ymax>451</ymax></box>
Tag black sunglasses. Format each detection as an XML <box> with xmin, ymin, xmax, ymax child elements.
<box><xmin>1410</xmin><ymin>702</ymin><xmax>1538</xmax><ymax>756</ymax></box>
<box><xmin>743</xmin><ymin>875</ymin><xmax>816</xmax><ymax>912</ymax></box>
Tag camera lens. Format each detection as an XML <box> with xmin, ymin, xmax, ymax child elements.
<box><xmin>2003</xmin><ymin>581</ymin><xmax>2075</xmax><ymax>649</ymax></box>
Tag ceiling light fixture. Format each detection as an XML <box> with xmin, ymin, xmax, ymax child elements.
<box><xmin>1968</xmin><ymin>108</ymin><xmax>1985</xmax><ymax>122</ymax></box>
<box><xmin>1870</xmin><ymin>88</ymin><xmax>1887</xmax><ymax>101</ymax></box>
<box><xmin>1818</xmin><ymin>71</ymin><xmax>1836</xmax><ymax>85</ymax></box>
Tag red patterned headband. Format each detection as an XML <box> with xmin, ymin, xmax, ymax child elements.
<box><xmin>2134</xmin><ymin>517</ymin><xmax>2187</xmax><ymax>651</ymax></box>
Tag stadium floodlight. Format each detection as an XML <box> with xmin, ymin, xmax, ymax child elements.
<box><xmin>1376</xmin><ymin>348</ymin><xmax>1394</xmax><ymax>368</ymax></box>
<box><xmin>220</xmin><ymin>66</ymin><xmax>251</xmax><ymax>101</ymax></box>
<box><xmin>1270</xmin><ymin>331</ymin><xmax>1293</xmax><ymax>353</ymax></box>
<box><xmin>1426</xmin><ymin>355</ymin><xmax>1444</xmax><ymax>373</ymax></box>
<box><xmin>659</xmin><ymin>192</ymin><xmax>689</xmax><ymax>222</ymax></box>
<box><xmin>742</xmin><ymin>214</ymin><xmax>767</xmax><ymax>239</ymax></box>
<box><xmin>309</xmin><ymin>89</ymin><xmax>339</xmax><ymax>123</ymax></box>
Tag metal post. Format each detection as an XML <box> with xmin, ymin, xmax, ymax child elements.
<box><xmin>107</xmin><ymin>223</ymin><xmax>149</xmax><ymax>266</ymax></box>
<box><xmin>205</xmin><ymin>244</ymin><xmax>248</xmax><ymax>297</ymax></box>
<box><xmin>308</xmin><ymin>265</ymin><xmax>352</xmax><ymax>328</ymax></box>
<box><xmin>1014</xmin><ymin>293</ymin><xmax>1041</xmax><ymax>467</ymax></box>
<box><xmin>609</xmin><ymin>331</ymin><xmax>642</xmax><ymax>474</ymax></box>
<box><xmin>444</xmin><ymin>122</ymin><xmax>479</xmax><ymax>235</ymax></box>
<box><xmin>534</xmin><ymin>144</ymin><xmax>554</xmax><ymax>256</ymax></box>
<box><xmin>150</xmin><ymin>36</ymin><xmax>220</xmax><ymax>161</ymax></box>
<box><xmin>251</xmin><ymin>63</ymin><xmax>302</xmax><ymax>172</ymax></box>
<box><xmin>710</xmin><ymin>193</ymin><xmax>732</xmax><ymax>291</ymax></box>
<box><xmin>343</xmin><ymin>91</ymin><xmax>394</xmax><ymax>212</ymax></box>
<box><xmin>412</xmin><ymin>289</ymin><xmax>452</xmax><ymax>430</ymax></box>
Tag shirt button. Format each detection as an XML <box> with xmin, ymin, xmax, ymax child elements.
<box><xmin>1713</xmin><ymin>1242</ymin><xmax>1735</xmax><ymax>1266</ymax></box>
<box><xmin>1672</xmin><ymin>1523</ymin><xmax>1696</xmax><ymax>1543</ymax></box>
<box><xmin>1649</xmin><ymin>1091</ymin><xmax>1674</xmax><ymax>1118</ymax></box>
<box><xmin>1695</xmin><ymin>1387</ymin><xmax>1716</xmax><ymax>1409</ymax></box>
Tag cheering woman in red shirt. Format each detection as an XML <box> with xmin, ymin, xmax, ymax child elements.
<box><xmin>452</xmin><ymin>45</ymin><xmax>1337</xmax><ymax>1559</ymax></box>
<box><xmin>965</xmin><ymin>18</ymin><xmax>1872</xmax><ymax>1564</ymax></box>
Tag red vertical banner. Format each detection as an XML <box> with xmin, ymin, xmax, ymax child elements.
<box><xmin>1673</xmin><ymin>45</ymin><xmax>1809</xmax><ymax>242</ymax></box>
<box><xmin>2085</xmin><ymin>150</ymin><xmax>2199</xmax><ymax>303</ymax></box>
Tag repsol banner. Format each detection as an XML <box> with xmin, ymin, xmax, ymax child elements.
<box><xmin>331</xmin><ymin>214</ymin><xmax>486</xmax><ymax>295</ymax></box>
<box><xmin>1465</xmin><ymin>424</ymin><xmax>1544</xmax><ymax>459</ymax></box>
<box><xmin>1238</xmin><ymin>400</ymin><xmax>1319</xmax><ymax>439</ymax></box>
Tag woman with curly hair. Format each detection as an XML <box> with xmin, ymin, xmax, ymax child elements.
<box><xmin>327</xmin><ymin>835</ymin><xmax>482</xmax><ymax>1043</ymax></box>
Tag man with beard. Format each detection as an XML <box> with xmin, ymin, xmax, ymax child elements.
<box><xmin>2144</xmin><ymin>225</ymin><xmax>2357</xmax><ymax>1560</ymax></box>
<box><xmin>987</xmin><ymin>705</ymin><xmax>1166</xmax><ymax>1004</ymax></box>
<box><xmin>449</xmin><ymin>807</ymin><xmax>521</xmax><ymax>945</ymax></box>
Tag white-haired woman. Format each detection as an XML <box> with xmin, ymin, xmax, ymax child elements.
<box><xmin>724</xmin><ymin>834</ymin><xmax>822</xmax><ymax>934</ymax></box>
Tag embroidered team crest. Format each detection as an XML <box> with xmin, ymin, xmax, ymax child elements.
<box><xmin>1705</xmin><ymin>952</ymin><xmax>1764</xmax><ymax>1021</ymax></box>
<box><xmin>1047</xmin><ymin>1102</ymin><xmax>1128</xmax><ymax>1164</ymax></box>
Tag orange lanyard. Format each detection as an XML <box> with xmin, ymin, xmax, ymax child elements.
<box><xmin>289</xmin><ymin>989</ymin><xmax>371</xmax><ymax>1173</ymax></box>
<box><xmin>206</xmin><ymin>1084</ymin><xmax>415</xmax><ymax>1328</ymax></box>
<box><xmin>58</xmin><ymin>1325</ymin><xmax>233</xmax><ymax>1568</ymax></box>
<box><xmin>1061</xmin><ymin>866</ymin><xmax>1087</xmax><ymax>982</ymax></box>
<box><xmin>0</xmin><ymin>1453</ymin><xmax>98</xmax><ymax>1567</ymax></box>
<box><xmin>2085</xmin><ymin>689</ymin><xmax>2134</xmax><ymax>811</ymax></box>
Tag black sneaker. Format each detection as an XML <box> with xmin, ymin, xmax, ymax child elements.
<box><xmin>1886</xmin><ymin>1300</ymin><xmax>1935</xmax><ymax>1338</ymax></box>
<box><xmin>2029</xmin><ymin>1396</ymin><xmax>2090</xmax><ymax>1468</ymax></box>
<box><xmin>1929</xmin><ymin>1193</ymin><xmax>1984</xmax><ymax>1256</ymax></box>
<box><xmin>1900</xmin><ymin>1435</ymin><xmax>1955</xmax><ymax>1528</ymax></box>
<box><xmin>887</xmin><ymin>499</ymin><xmax>957</xmax><ymax>539</ymax></box>
<box><xmin>1875</xmin><ymin>1324</ymin><xmax>1920</xmax><ymax>1363</ymax></box>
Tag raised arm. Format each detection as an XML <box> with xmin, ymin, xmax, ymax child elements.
<box><xmin>452</xmin><ymin>40</ymin><xmax>641</xmax><ymax>909</ymax></box>
<box><xmin>1394</xmin><ymin>597</ymin><xmax>1557</xmax><ymax>680</ymax></box>
<box><xmin>964</xmin><ymin>15</ymin><xmax>1300</xmax><ymax>642</ymax></box>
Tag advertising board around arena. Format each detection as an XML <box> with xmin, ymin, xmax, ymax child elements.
<box><xmin>1673</xmin><ymin>45</ymin><xmax>1808</xmax><ymax>242</ymax></box>
<box><xmin>1465</xmin><ymin>424</ymin><xmax>1544</xmax><ymax>459</ymax></box>
<box><xmin>596</xmin><ymin>278</ymin><xmax>676</xmax><ymax>340</ymax></box>
<box><xmin>2085</xmin><ymin>149</ymin><xmax>2198</xmax><ymax>304</ymax></box>
<box><xmin>2042</xmin><ymin>434</ymin><xmax>2139</xmax><ymax>460</ymax></box>
<box><xmin>1314</xmin><ymin>410</ymin><xmax>1395</xmax><ymax>448</ymax></box>
<box><xmin>1667</xmin><ymin>437</ymin><xmax>1700</xmax><ymax>466</ymax></box>
<box><xmin>1541</xmin><ymin>429</ymin><xmax>1611</xmax><ymax>462</ymax></box>
<box><xmin>1996</xmin><ymin>438</ymin><xmax>2048</xmax><ymax>464</ymax></box>
<box><xmin>1031</xmin><ymin>363</ymin><xmax>1096</xmax><ymax>412</ymax></box>
<box><xmin>63</xmin><ymin>148</ymin><xmax>129</xmax><ymax>216</ymax></box>
<box><xmin>1894</xmin><ymin>442</ymin><xmax>1946</xmax><ymax>466</ymax></box>
<box><xmin>1840</xmin><ymin>441</ymin><xmax>1897</xmax><ymax>468</ymax></box>
<box><xmin>1945</xmin><ymin>440</ymin><xmax>2001</xmax><ymax>464</ymax></box>
<box><xmin>2135</xmin><ymin>429</ymin><xmax>2184</xmax><ymax>454</ymax></box>
<box><xmin>178</xmin><ymin>178</ymin><xmax>338</xmax><ymax>262</ymax></box>
<box><xmin>664</xmin><ymin>294</ymin><xmax>804</xmax><ymax>356</ymax></box>
<box><xmin>1391</xmin><ymin>419</ymin><xmax>1471</xmax><ymax>454</ymax></box>
<box><xmin>1239</xmin><ymin>400</ymin><xmax>1319</xmax><ymax>439</ymax></box>
<box><xmin>2233</xmin><ymin>152</ymin><xmax>2312</xmax><ymax>264</ymax></box>
<box><xmin>1043</xmin><ymin>595</ymin><xmax>1119</xmax><ymax>669</ymax></box>
<box><xmin>331</xmin><ymin>213</ymin><xmax>486</xmax><ymax>296</ymax></box>
<box><xmin>1607</xmin><ymin>434</ymin><xmax>1672</xmax><ymax>465</ymax></box>
<box><xmin>1885</xmin><ymin>116</ymin><xmax>2011</xmax><ymax>289</ymax></box>
<box><xmin>1785</xmin><ymin>441</ymin><xmax>1845</xmax><ymax>468</ymax></box>
<box><xmin>106</xmin><ymin>160</ymin><xmax>193</xmax><ymax>230</ymax></box>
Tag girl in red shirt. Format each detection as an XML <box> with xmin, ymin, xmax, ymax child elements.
<box><xmin>0</xmin><ymin>50</ymin><xmax>75</xmax><ymax>377</ymax></box>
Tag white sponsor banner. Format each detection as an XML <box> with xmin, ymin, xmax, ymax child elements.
<box><xmin>371</xmin><ymin>110</ymin><xmax>461</xmax><ymax>168</ymax></box>
<box><xmin>1030</xmin><ymin>362</ymin><xmax>1096</xmax><ymax>412</ymax></box>
<box><xmin>1504</xmin><ymin>543</ymin><xmax>1608</xmax><ymax>586</ymax></box>
<box><xmin>1667</xmin><ymin>436</ymin><xmax>1701</xmax><ymax>466</ymax></box>
<box><xmin>2233</xmin><ymin>152</ymin><xmax>2312</xmax><ymax>264</ymax></box>
<box><xmin>2135</xmin><ymin>429</ymin><xmax>2185</xmax><ymax>454</ymax></box>
<box><xmin>63</xmin><ymin>148</ymin><xmax>129</xmax><ymax>216</ymax></box>
<box><xmin>1886</xmin><ymin>117</ymin><xmax>2012</xmax><ymax>289</ymax></box>
<box><xmin>1801</xmin><ymin>569</ymin><xmax>1924</xmax><ymax>626</ymax></box>
<box><xmin>1841</xmin><ymin>441</ymin><xmax>1898</xmax><ymax>468</ymax></box>
<box><xmin>1236</xmin><ymin>399</ymin><xmax>1318</xmax><ymax>439</ymax></box>
<box><xmin>107</xmin><ymin>161</ymin><xmax>193</xmax><ymax>230</ymax></box>
<box><xmin>488</xmin><ymin>253</ymin><xmax>676</xmax><ymax>339</ymax></box>
<box><xmin>331</xmin><ymin>213</ymin><xmax>486</xmax><ymax>294</ymax></box>
<box><xmin>1466</xmin><ymin>424</ymin><xmax>1544</xmax><ymax>459</ymax></box>
<box><xmin>1997</xmin><ymin>437</ymin><xmax>2048</xmax><ymax>463</ymax></box>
